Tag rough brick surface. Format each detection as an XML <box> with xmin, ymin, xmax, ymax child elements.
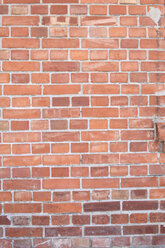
<box><xmin>0</xmin><ymin>0</ymin><xmax>165</xmax><ymax>247</ymax></box>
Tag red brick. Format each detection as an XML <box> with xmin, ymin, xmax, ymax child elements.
<box><xmin>3</xmin><ymin>16</ymin><xmax>39</xmax><ymax>26</ymax></box>
<box><xmin>91</xmin><ymin>96</ymin><xmax>109</xmax><ymax>106</ymax></box>
<box><xmin>90</xmin><ymin>5</ymin><xmax>107</xmax><ymax>15</ymax></box>
<box><xmin>129</xmin><ymin>50</ymin><xmax>146</xmax><ymax>60</ymax></box>
<box><xmin>82</xmin><ymin>179</ymin><xmax>119</xmax><ymax>188</ymax></box>
<box><xmin>82</xmin><ymin>39</ymin><xmax>118</xmax><ymax>48</ymax></box>
<box><xmin>133</xmin><ymin>236</ymin><xmax>150</xmax><ymax>246</ymax></box>
<box><xmin>0</xmin><ymin>0</ymin><xmax>164</xmax><ymax>243</ymax></box>
<box><xmin>130</xmin><ymin>213</ymin><xmax>147</xmax><ymax>223</ymax></box>
<box><xmin>129</xmin><ymin>27</ymin><xmax>146</xmax><ymax>37</ymax></box>
<box><xmin>0</xmin><ymin>73</ymin><xmax>9</xmax><ymax>83</ymax></box>
<box><xmin>121</xmin><ymin>39</ymin><xmax>138</xmax><ymax>48</ymax></box>
<box><xmin>130</xmin><ymin>165</ymin><xmax>147</xmax><ymax>176</ymax></box>
<box><xmin>131</xmin><ymin>190</ymin><xmax>147</xmax><ymax>199</ymax></box>
<box><xmin>84</xmin><ymin>201</ymin><xmax>120</xmax><ymax>212</ymax></box>
<box><xmin>42</xmin><ymin>15</ymin><xmax>78</xmax><ymax>26</ymax></box>
<box><xmin>52</xmin><ymin>216</ymin><xmax>70</xmax><ymax>226</ymax></box>
<box><xmin>92</xmin><ymin>238</ymin><xmax>110</xmax><ymax>248</ymax></box>
<box><xmin>0</xmin><ymin>27</ymin><xmax>9</xmax><ymax>37</ymax></box>
<box><xmin>111</xmin><ymin>73</ymin><xmax>128</xmax><ymax>83</ymax></box>
<box><xmin>120</xmin><ymin>16</ymin><xmax>137</xmax><ymax>26</ymax></box>
<box><xmin>122</xmin><ymin>177</ymin><xmax>158</xmax><ymax>188</ymax></box>
<box><xmin>11</xmin><ymin>50</ymin><xmax>29</xmax><ymax>60</ymax></box>
<box><xmin>152</xmin><ymin>236</ymin><xmax>165</xmax><ymax>245</ymax></box>
<box><xmin>12</xmin><ymin>217</ymin><xmax>30</xmax><ymax>226</ymax></box>
<box><xmin>91</xmin><ymin>167</ymin><xmax>108</xmax><ymax>177</ymax></box>
<box><xmin>4</xmin><ymin>109</ymin><xmax>40</xmax><ymax>119</ymax></box>
<box><xmin>44</xmin><ymin>85</ymin><xmax>80</xmax><ymax>95</ymax></box>
<box><xmin>112</xmin><ymin>237</ymin><xmax>130</xmax><ymax>247</ymax></box>
<box><xmin>83</xmin><ymin>85</ymin><xmax>120</xmax><ymax>94</ymax></box>
<box><xmin>44</xmin><ymin>203</ymin><xmax>81</xmax><ymax>214</ymax></box>
<box><xmin>121</xmin><ymin>62</ymin><xmax>138</xmax><ymax>71</ymax></box>
<box><xmin>123</xmin><ymin>225</ymin><xmax>158</xmax><ymax>235</ymax></box>
<box><xmin>90</xmin><ymin>50</ymin><xmax>108</xmax><ymax>60</ymax></box>
<box><xmin>32</xmin><ymin>216</ymin><xmax>49</xmax><ymax>226</ymax></box>
<box><xmin>71</xmin><ymin>143</ymin><xmax>88</xmax><ymax>153</ymax></box>
<box><xmin>50</xmin><ymin>5</ymin><xmax>67</xmax><ymax>14</ymax></box>
<box><xmin>121</xmin><ymin>130</ymin><xmax>154</xmax><ymax>140</ymax></box>
<box><xmin>72</xmin><ymin>97</ymin><xmax>89</xmax><ymax>106</ymax></box>
<box><xmin>111</xmin><ymin>214</ymin><xmax>128</xmax><ymax>224</ymax></box>
<box><xmin>91</xmin><ymin>73</ymin><xmax>108</xmax><ymax>83</ymax></box>
<box><xmin>82</xmin><ymin>154</ymin><xmax>119</xmax><ymax>164</ymax></box>
<box><xmin>31</xmin><ymin>5</ymin><xmax>48</xmax><ymax>14</ymax></box>
<box><xmin>53</xmin><ymin>192</ymin><xmax>70</xmax><ymax>202</ymax></box>
<box><xmin>71</xmin><ymin>5</ymin><xmax>87</xmax><ymax>15</ymax></box>
<box><xmin>50</xmin><ymin>50</ymin><xmax>68</xmax><ymax>60</ymax></box>
<box><xmin>129</xmin><ymin>5</ymin><xmax>146</xmax><ymax>14</ymax></box>
<box><xmin>90</xmin><ymin>27</ymin><xmax>107</xmax><ymax>38</ymax></box>
<box><xmin>43</xmin><ymin>108</ymin><xmax>80</xmax><ymax>119</ymax></box>
<box><xmin>52</xmin><ymin>168</ymin><xmax>69</xmax><ymax>178</ymax></box>
<box><xmin>43</xmin><ymin>179</ymin><xmax>80</xmax><ymax>189</ymax></box>
<box><xmin>90</xmin><ymin>142</ymin><xmax>108</xmax><ymax>153</ymax></box>
<box><xmin>6</xmin><ymin>227</ymin><xmax>42</xmax><ymax>237</ymax></box>
<box><xmin>12</xmin><ymin>144</ymin><xmax>30</xmax><ymax>154</ymax></box>
<box><xmin>12</xmin><ymin>74</ymin><xmax>29</xmax><ymax>83</ymax></box>
<box><xmin>90</xmin><ymin>119</ymin><xmax>108</xmax><ymax>129</ymax></box>
<box><xmin>72</xmin><ymin>215</ymin><xmax>90</xmax><ymax>225</ymax></box>
<box><xmin>0</xmin><ymin>5</ymin><xmax>8</xmax><ymax>14</ymax></box>
<box><xmin>130</xmin><ymin>142</ymin><xmax>147</xmax><ymax>151</ymax></box>
<box><xmin>51</xmin><ymin>143</ymin><xmax>69</xmax><ymax>153</ymax></box>
<box><xmin>11</xmin><ymin>121</ymin><xmax>29</xmax><ymax>131</ymax></box>
<box><xmin>11</xmin><ymin>5</ymin><xmax>28</xmax><ymax>15</ymax></box>
<box><xmin>3</xmin><ymin>156</ymin><xmax>41</xmax><ymax>166</ymax></box>
<box><xmin>45</xmin><ymin>227</ymin><xmax>82</xmax><ymax>237</ymax></box>
<box><xmin>43</xmin><ymin>62</ymin><xmax>80</xmax><ymax>72</ymax></box>
<box><xmin>3</xmin><ymin>62</ymin><xmax>40</xmax><ymax>71</ymax></box>
<box><xmin>51</xmin><ymin>120</ymin><xmax>68</xmax><ymax>130</ymax></box>
<box><xmin>85</xmin><ymin>226</ymin><xmax>121</xmax><ymax>236</ymax></box>
<box><xmin>71</xmin><ymin>73</ymin><xmax>89</xmax><ymax>83</ymax></box>
<box><xmin>31</xmin><ymin>50</ymin><xmax>48</xmax><ymax>61</ymax></box>
<box><xmin>110</xmin><ymin>50</ymin><xmax>127</xmax><ymax>60</ymax></box>
<box><xmin>110</xmin><ymin>166</ymin><xmax>128</xmax><ymax>176</ymax></box>
<box><xmin>73</xmin><ymin>191</ymin><xmax>90</xmax><ymax>201</ymax></box>
<box><xmin>42</xmin><ymin>39</ymin><xmax>79</xmax><ymax>48</ymax></box>
<box><xmin>123</xmin><ymin>201</ymin><xmax>158</xmax><ymax>211</ymax></box>
<box><xmin>70</xmin><ymin>120</ymin><xmax>87</xmax><ymax>129</ymax></box>
<box><xmin>11</xmin><ymin>27</ymin><xmax>29</xmax><ymax>37</ymax></box>
<box><xmin>0</xmin><ymin>192</ymin><xmax>12</xmax><ymax>201</ymax></box>
<box><xmin>4</xmin><ymin>0</ymin><xmax>40</xmax><ymax>3</ymax></box>
<box><xmin>82</xmin><ymin>62</ymin><xmax>118</xmax><ymax>72</ymax></box>
<box><xmin>82</xmin><ymin>108</ymin><xmax>118</xmax><ymax>117</ymax></box>
<box><xmin>5</xmin><ymin>204</ymin><xmax>41</xmax><ymax>213</ymax></box>
<box><xmin>0</xmin><ymin>240</ymin><xmax>11</xmax><ymax>248</ymax></box>
<box><xmin>110</xmin><ymin>142</ymin><xmax>128</xmax><ymax>152</ymax></box>
<box><xmin>81</xmin><ymin>16</ymin><xmax>117</xmax><ymax>26</ymax></box>
<box><xmin>112</xmin><ymin>190</ymin><xmax>129</xmax><ymax>200</ymax></box>
<box><xmin>109</xmin><ymin>5</ymin><xmax>126</xmax><ymax>14</ymax></box>
<box><xmin>51</xmin><ymin>73</ymin><xmax>69</xmax><ymax>83</ymax></box>
<box><xmin>72</xmin><ymin>238</ymin><xmax>90</xmax><ymax>248</ymax></box>
<box><xmin>0</xmin><ymin>50</ymin><xmax>9</xmax><ymax>60</ymax></box>
<box><xmin>92</xmin><ymin>215</ymin><xmax>109</xmax><ymax>224</ymax></box>
<box><xmin>14</xmin><ymin>192</ymin><xmax>32</xmax><ymax>201</ymax></box>
<box><xmin>32</xmin><ymin>97</ymin><xmax>50</xmax><ymax>107</ymax></box>
<box><xmin>109</xmin><ymin>28</ymin><xmax>127</xmax><ymax>37</ymax></box>
<box><xmin>70</xmin><ymin>27</ymin><xmax>87</xmax><ymax>37</ymax></box>
<box><xmin>4</xmin><ymin>180</ymin><xmax>40</xmax><ymax>190</ymax></box>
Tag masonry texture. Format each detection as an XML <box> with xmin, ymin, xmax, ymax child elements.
<box><xmin>0</xmin><ymin>0</ymin><xmax>165</xmax><ymax>247</ymax></box>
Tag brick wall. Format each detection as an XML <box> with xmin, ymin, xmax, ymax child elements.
<box><xmin>0</xmin><ymin>0</ymin><xmax>165</xmax><ymax>247</ymax></box>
